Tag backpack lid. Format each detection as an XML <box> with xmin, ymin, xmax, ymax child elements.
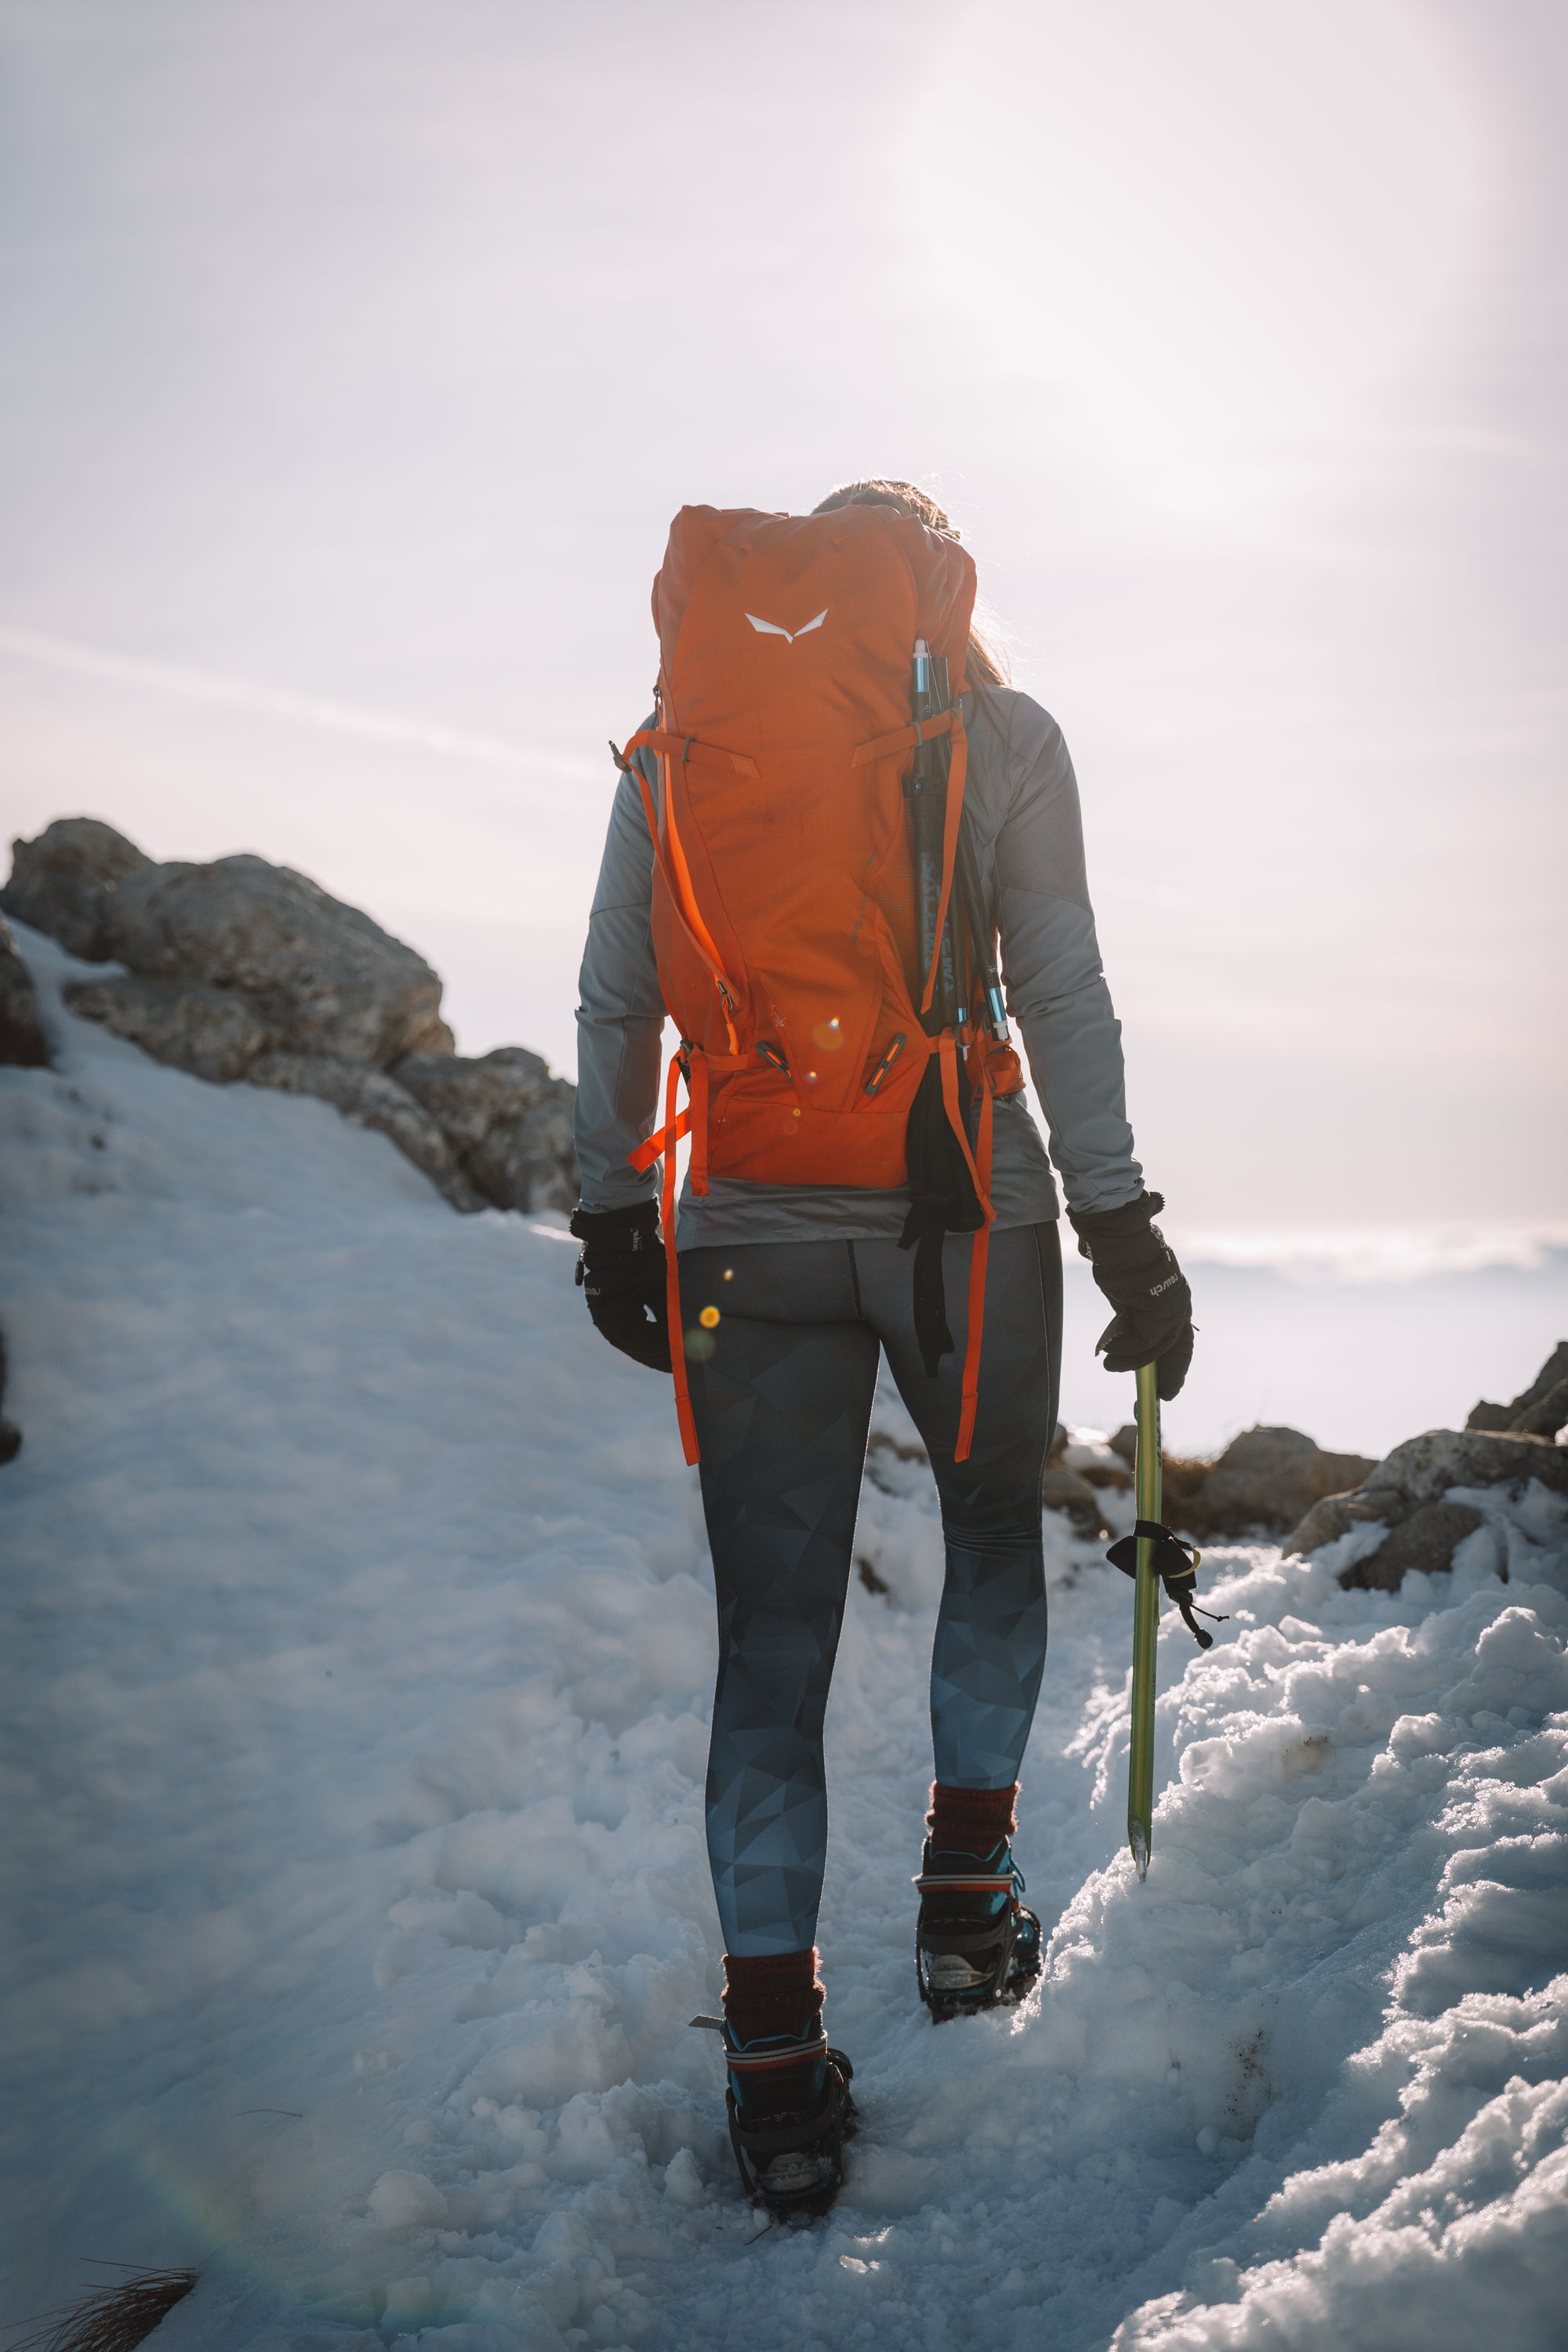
<box><xmin>650</xmin><ymin>504</ymin><xmax>976</xmax><ymax>741</ymax></box>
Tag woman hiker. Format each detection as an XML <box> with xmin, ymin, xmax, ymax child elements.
<box><xmin>569</xmin><ymin>481</ymin><xmax>1194</xmax><ymax>2213</ymax></box>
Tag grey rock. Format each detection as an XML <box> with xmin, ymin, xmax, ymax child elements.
<box><xmin>5</xmin><ymin>817</ymin><xmax>578</xmax><ymax>1211</ymax></box>
<box><xmin>1511</xmin><ymin>1341</ymin><xmax>1568</xmax><ymax>1412</ymax></box>
<box><xmin>1284</xmin><ymin>1424</ymin><xmax>1568</xmax><ymax>1583</ymax></box>
<box><xmin>1466</xmin><ymin>1341</ymin><xmax>1568</xmax><ymax>1434</ymax></box>
<box><xmin>1191</xmin><ymin>1426</ymin><xmax>1378</xmax><ymax>1537</ymax></box>
<box><xmin>394</xmin><ymin>1046</ymin><xmax>554</xmax><ymax>1151</ymax></box>
<box><xmin>104</xmin><ymin>855</ymin><xmax>453</xmax><ymax>1066</ymax></box>
<box><xmin>2</xmin><ymin>817</ymin><xmax>154</xmax><ymax>960</ymax></box>
<box><xmin>0</xmin><ymin>917</ymin><xmax>49</xmax><ymax>1066</ymax></box>
<box><xmin>466</xmin><ymin>1098</ymin><xmax>577</xmax><ymax>1214</ymax></box>
<box><xmin>1512</xmin><ymin>1375</ymin><xmax>1568</xmax><ymax>1440</ymax></box>
<box><xmin>64</xmin><ymin>972</ymin><xmax>267</xmax><ymax>1083</ymax></box>
<box><xmin>1341</xmin><ymin>1501</ymin><xmax>1486</xmax><ymax>1592</ymax></box>
<box><xmin>1370</xmin><ymin>1425</ymin><xmax>1568</xmax><ymax>1508</ymax></box>
<box><xmin>246</xmin><ymin>1054</ymin><xmax>485</xmax><ymax>1211</ymax></box>
<box><xmin>1284</xmin><ymin>1486</ymin><xmax>1410</xmax><ymax>1558</ymax></box>
<box><xmin>394</xmin><ymin>1047</ymin><xmax>577</xmax><ymax>1209</ymax></box>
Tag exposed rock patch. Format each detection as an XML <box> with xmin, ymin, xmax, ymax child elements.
<box><xmin>1467</xmin><ymin>1343</ymin><xmax>1568</xmax><ymax>1440</ymax></box>
<box><xmin>64</xmin><ymin>972</ymin><xmax>269</xmax><ymax>1084</ymax></box>
<box><xmin>4</xmin><ymin>818</ymin><xmax>579</xmax><ymax>1213</ymax></box>
<box><xmin>247</xmin><ymin>1054</ymin><xmax>485</xmax><ymax>1211</ymax></box>
<box><xmin>1280</xmin><ymin>1362</ymin><xmax>1568</xmax><ymax>1586</ymax></box>
<box><xmin>1338</xmin><ymin>1502</ymin><xmax>1486</xmax><ymax>1593</ymax></box>
<box><xmin>394</xmin><ymin>1048</ymin><xmax>576</xmax><ymax>1214</ymax></box>
<box><xmin>0</xmin><ymin>917</ymin><xmax>49</xmax><ymax>1068</ymax></box>
<box><xmin>2</xmin><ymin>816</ymin><xmax>154</xmax><ymax>959</ymax></box>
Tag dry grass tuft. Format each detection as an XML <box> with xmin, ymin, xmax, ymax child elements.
<box><xmin>7</xmin><ymin>2264</ymin><xmax>198</xmax><ymax>2352</ymax></box>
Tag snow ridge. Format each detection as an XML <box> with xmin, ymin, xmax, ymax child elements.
<box><xmin>2</xmin><ymin>921</ymin><xmax>1564</xmax><ymax>2352</ymax></box>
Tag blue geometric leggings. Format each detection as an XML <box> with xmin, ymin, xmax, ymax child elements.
<box><xmin>682</xmin><ymin>1223</ymin><xmax>1062</xmax><ymax>1955</ymax></box>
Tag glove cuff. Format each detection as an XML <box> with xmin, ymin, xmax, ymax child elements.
<box><xmin>569</xmin><ymin>1198</ymin><xmax>660</xmax><ymax>1243</ymax></box>
<box><xmin>1069</xmin><ymin>1190</ymin><xmax>1165</xmax><ymax>1257</ymax></box>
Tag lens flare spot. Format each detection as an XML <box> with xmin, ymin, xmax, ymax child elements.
<box><xmin>721</xmin><ymin>1267</ymin><xmax>734</xmax><ymax>1281</ymax></box>
<box><xmin>812</xmin><ymin>1018</ymin><xmax>845</xmax><ymax>1051</ymax></box>
<box><xmin>684</xmin><ymin>1326</ymin><xmax>717</xmax><ymax>1360</ymax></box>
<box><xmin>699</xmin><ymin>1305</ymin><xmax>720</xmax><ymax>1329</ymax></box>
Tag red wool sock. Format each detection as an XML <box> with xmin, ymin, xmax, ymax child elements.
<box><xmin>927</xmin><ymin>1780</ymin><xmax>1018</xmax><ymax>1856</ymax></box>
<box><xmin>722</xmin><ymin>1947</ymin><xmax>824</xmax><ymax>2047</ymax></box>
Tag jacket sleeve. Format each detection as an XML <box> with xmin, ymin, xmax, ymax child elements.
<box><xmin>990</xmin><ymin>694</ymin><xmax>1145</xmax><ymax>1217</ymax></box>
<box><xmin>573</xmin><ymin>763</ymin><xmax>666</xmax><ymax>1208</ymax></box>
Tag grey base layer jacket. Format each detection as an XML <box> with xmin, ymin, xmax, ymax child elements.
<box><xmin>573</xmin><ymin>684</ymin><xmax>1143</xmax><ymax>1249</ymax></box>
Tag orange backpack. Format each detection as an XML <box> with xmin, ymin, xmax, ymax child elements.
<box><xmin>615</xmin><ymin>503</ymin><xmax>1024</xmax><ymax>1465</ymax></box>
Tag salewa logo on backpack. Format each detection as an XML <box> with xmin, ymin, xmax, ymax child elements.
<box><xmin>746</xmin><ymin>609</ymin><xmax>828</xmax><ymax>642</ymax></box>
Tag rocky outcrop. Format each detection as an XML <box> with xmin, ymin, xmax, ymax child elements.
<box><xmin>394</xmin><ymin>1049</ymin><xmax>577</xmax><ymax>1214</ymax></box>
<box><xmin>0</xmin><ymin>917</ymin><xmax>49</xmax><ymax>1067</ymax></box>
<box><xmin>1281</xmin><ymin>1367</ymin><xmax>1568</xmax><ymax>1586</ymax></box>
<box><xmin>2</xmin><ymin>816</ymin><xmax>154</xmax><ymax>959</ymax></box>
<box><xmin>63</xmin><ymin>973</ymin><xmax>268</xmax><ymax>1084</ymax></box>
<box><xmin>1193</xmin><ymin>1427</ymin><xmax>1377</xmax><ymax>1536</ymax></box>
<box><xmin>1467</xmin><ymin>1343</ymin><xmax>1568</xmax><ymax>1440</ymax></box>
<box><xmin>4</xmin><ymin>818</ymin><xmax>579</xmax><ymax>1214</ymax></box>
<box><xmin>1336</xmin><ymin>1502</ymin><xmax>1486</xmax><ymax>1593</ymax></box>
<box><xmin>246</xmin><ymin>1055</ymin><xmax>485</xmax><ymax>1211</ymax></box>
<box><xmin>1123</xmin><ymin>1425</ymin><xmax>1377</xmax><ymax>1541</ymax></box>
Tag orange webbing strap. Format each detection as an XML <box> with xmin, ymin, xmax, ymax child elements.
<box><xmin>629</xmin><ymin>1040</ymin><xmax>744</xmax><ymax>1178</ymax></box>
<box><xmin>849</xmin><ymin>709</ymin><xmax>959</xmax><ymax>768</ymax></box>
<box><xmin>686</xmin><ymin>1044</ymin><xmax>711</xmax><ymax>1196</ymax></box>
<box><xmin>920</xmin><ymin>712</ymin><xmax>968</xmax><ymax>1018</ymax></box>
<box><xmin>619</xmin><ymin>735</ymin><xmax>742</xmax><ymax>1058</ymax></box>
<box><xmin>659</xmin><ymin>1048</ymin><xmax>700</xmax><ymax>1466</ymax></box>
<box><xmin>622</xmin><ymin>728</ymin><xmax>759</xmax><ymax>781</ymax></box>
<box><xmin>936</xmin><ymin>1029</ymin><xmax>995</xmax><ymax>1222</ymax></box>
<box><xmin>955</xmin><ymin>1073</ymin><xmax>996</xmax><ymax>1464</ymax></box>
<box><xmin>628</xmin><ymin>1105</ymin><xmax>689</xmax><ymax>1175</ymax></box>
<box><xmin>630</xmin><ymin>765</ymin><xmax>735</xmax><ymax>1009</ymax></box>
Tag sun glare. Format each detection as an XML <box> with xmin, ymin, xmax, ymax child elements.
<box><xmin>917</xmin><ymin>0</ymin><xmax>1484</xmax><ymax>511</ymax></box>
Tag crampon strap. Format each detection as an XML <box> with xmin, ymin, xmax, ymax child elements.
<box><xmin>1105</xmin><ymin>1520</ymin><xmax>1228</xmax><ymax>1650</ymax></box>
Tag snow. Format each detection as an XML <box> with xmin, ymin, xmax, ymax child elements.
<box><xmin>2</xmin><ymin>917</ymin><xmax>1566</xmax><ymax>2352</ymax></box>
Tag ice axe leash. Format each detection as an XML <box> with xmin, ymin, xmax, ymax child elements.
<box><xmin>1106</xmin><ymin>1360</ymin><xmax>1227</xmax><ymax>1878</ymax></box>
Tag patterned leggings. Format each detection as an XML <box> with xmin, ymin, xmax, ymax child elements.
<box><xmin>682</xmin><ymin>1223</ymin><xmax>1062</xmax><ymax>1955</ymax></box>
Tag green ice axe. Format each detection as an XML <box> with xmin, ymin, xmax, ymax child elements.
<box><xmin>1127</xmin><ymin>1360</ymin><xmax>1161</xmax><ymax>1878</ymax></box>
<box><xmin>1108</xmin><ymin>1361</ymin><xmax>1221</xmax><ymax>1880</ymax></box>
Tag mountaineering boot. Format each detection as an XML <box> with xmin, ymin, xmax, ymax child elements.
<box><xmin>914</xmin><ymin>1784</ymin><xmax>1040</xmax><ymax>2020</ymax></box>
<box><xmin>711</xmin><ymin>1950</ymin><xmax>856</xmax><ymax>2217</ymax></box>
<box><xmin>722</xmin><ymin>2027</ymin><xmax>857</xmax><ymax>2218</ymax></box>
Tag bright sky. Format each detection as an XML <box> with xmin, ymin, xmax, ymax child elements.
<box><xmin>2</xmin><ymin>0</ymin><xmax>1563</xmax><ymax>1236</ymax></box>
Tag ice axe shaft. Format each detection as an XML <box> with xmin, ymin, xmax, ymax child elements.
<box><xmin>1127</xmin><ymin>1359</ymin><xmax>1161</xmax><ymax>1878</ymax></box>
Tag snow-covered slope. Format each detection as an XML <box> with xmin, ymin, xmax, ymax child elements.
<box><xmin>2</xmin><ymin>921</ymin><xmax>1565</xmax><ymax>2352</ymax></box>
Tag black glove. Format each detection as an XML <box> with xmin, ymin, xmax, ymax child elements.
<box><xmin>569</xmin><ymin>1200</ymin><xmax>672</xmax><ymax>1374</ymax></box>
<box><xmin>1070</xmin><ymin>1190</ymin><xmax>1194</xmax><ymax>1400</ymax></box>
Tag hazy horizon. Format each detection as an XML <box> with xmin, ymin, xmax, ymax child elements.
<box><xmin>2</xmin><ymin>0</ymin><xmax>1563</xmax><ymax>1239</ymax></box>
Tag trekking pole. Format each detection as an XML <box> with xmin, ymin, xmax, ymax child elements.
<box><xmin>1127</xmin><ymin>1359</ymin><xmax>1161</xmax><ymax>1878</ymax></box>
<box><xmin>909</xmin><ymin>641</ymin><xmax>959</xmax><ymax>1032</ymax></box>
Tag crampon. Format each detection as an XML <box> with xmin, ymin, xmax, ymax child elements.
<box><xmin>694</xmin><ymin>2018</ymin><xmax>857</xmax><ymax>2219</ymax></box>
<box><xmin>914</xmin><ymin>1838</ymin><xmax>1042</xmax><ymax>2020</ymax></box>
